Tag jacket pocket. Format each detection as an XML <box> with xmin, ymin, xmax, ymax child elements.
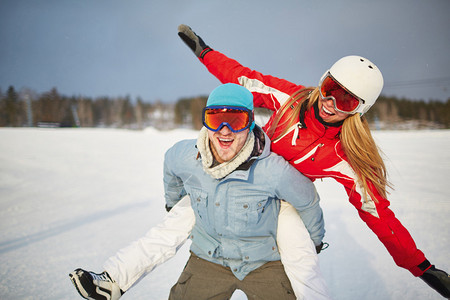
<box><xmin>232</xmin><ymin>197</ymin><xmax>269</xmax><ymax>234</ymax></box>
<box><xmin>189</xmin><ymin>187</ymin><xmax>208</xmax><ymax>222</ymax></box>
<box><xmin>281</xmin><ymin>280</ymin><xmax>297</xmax><ymax>300</ymax></box>
<box><xmin>170</xmin><ymin>271</ymin><xmax>192</xmax><ymax>299</ymax></box>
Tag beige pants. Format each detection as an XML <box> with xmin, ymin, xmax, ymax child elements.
<box><xmin>169</xmin><ymin>253</ymin><xmax>296</xmax><ymax>300</ymax></box>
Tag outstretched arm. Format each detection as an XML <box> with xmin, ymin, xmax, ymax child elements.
<box><xmin>332</xmin><ymin>167</ymin><xmax>450</xmax><ymax>298</ymax></box>
<box><xmin>103</xmin><ymin>196</ymin><xmax>195</xmax><ymax>291</ymax></box>
<box><xmin>178</xmin><ymin>24</ymin><xmax>304</xmax><ymax>111</ymax></box>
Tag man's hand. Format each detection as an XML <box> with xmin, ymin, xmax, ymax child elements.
<box><xmin>178</xmin><ymin>24</ymin><xmax>212</xmax><ymax>58</ymax></box>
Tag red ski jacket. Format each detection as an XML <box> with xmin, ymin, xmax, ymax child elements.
<box><xmin>200</xmin><ymin>50</ymin><xmax>428</xmax><ymax>276</ymax></box>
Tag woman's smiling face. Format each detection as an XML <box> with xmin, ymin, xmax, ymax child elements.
<box><xmin>317</xmin><ymin>97</ymin><xmax>351</xmax><ymax>123</ymax></box>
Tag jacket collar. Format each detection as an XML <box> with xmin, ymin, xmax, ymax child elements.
<box><xmin>304</xmin><ymin>102</ymin><xmax>342</xmax><ymax>140</ymax></box>
<box><xmin>196</xmin><ymin>126</ymin><xmax>269</xmax><ymax>180</ymax></box>
<box><xmin>236</xmin><ymin>125</ymin><xmax>270</xmax><ymax>170</ymax></box>
<box><xmin>226</xmin><ymin>126</ymin><xmax>270</xmax><ymax>181</ymax></box>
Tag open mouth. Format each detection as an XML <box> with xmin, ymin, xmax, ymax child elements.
<box><xmin>322</xmin><ymin>106</ymin><xmax>335</xmax><ymax>116</ymax></box>
<box><xmin>218</xmin><ymin>137</ymin><xmax>233</xmax><ymax>147</ymax></box>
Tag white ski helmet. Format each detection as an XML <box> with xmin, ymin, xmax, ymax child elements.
<box><xmin>320</xmin><ymin>55</ymin><xmax>384</xmax><ymax>115</ymax></box>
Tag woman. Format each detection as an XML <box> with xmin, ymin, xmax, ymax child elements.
<box><xmin>177</xmin><ymin>24</ymin><xmax>450</xmax><ymax>298</ymax></box>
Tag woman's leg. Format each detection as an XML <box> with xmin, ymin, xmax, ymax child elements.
<box><xmin>277</xmin><ymin>200</ymin><xmax>331</xmax><ymax>300</ymax></box>
<box><xmin>104</xmin><ymin>196</ymin><xmax>195</xmax><ymax>291</ymax></box>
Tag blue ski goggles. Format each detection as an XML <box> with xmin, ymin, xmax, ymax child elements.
<box><xmin>202</xmin><ymin>106</ymin><xmax>253</xmax><ymax>133</ymax></box>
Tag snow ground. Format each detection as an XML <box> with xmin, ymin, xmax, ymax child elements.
<box><xmin>0</xmin><ymin>127</ymin><xmax>448</xmax><ymax>300</ymax></box>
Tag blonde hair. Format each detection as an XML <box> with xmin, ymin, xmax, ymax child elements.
<box><xmin>267</xmin><ymin>87</ymin><xmax>392</xmax><ymax>202</ymax></box>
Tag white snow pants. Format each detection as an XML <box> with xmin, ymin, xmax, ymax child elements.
<box><xmin>103</xmin><ymin>197</ymin><xmax>331</xmax><ymax>300</ymax></box>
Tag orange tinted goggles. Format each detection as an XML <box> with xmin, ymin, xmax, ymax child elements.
<box><xmin>319</xmin><ymin>73</ymin><xmax>364</xmax><ymax>114</ymax></box>
<box><xmin>202</xmin><ymin>106</ymin><xmax>252</xmax><ymax>132</ymax></box>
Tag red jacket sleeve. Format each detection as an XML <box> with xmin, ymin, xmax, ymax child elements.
<box><xmin>201</xmin><ymin>50</ymin><xmax>304</xmax><ymax>111</ymax></box>
<box><xmin>334</xmin><ymin>174</ymin><xmax>427</xmax><ymax>276</ymax></box>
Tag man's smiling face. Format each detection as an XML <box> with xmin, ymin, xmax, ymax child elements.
<box><xmin>208</xmin><ymin>125</ymin><xmax>249</xmax><ymax>163</ymax></box>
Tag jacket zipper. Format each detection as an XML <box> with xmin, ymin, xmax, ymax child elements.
<box><xmin>310</xmin><ymin>143</ymin><xmax>324</xmax><ymax>161</ymax></box>
<box><xmin>273</xmin><ymin>122</ymin><xmax>302</xmax><ymax>146</ymax></box>
<box><xmin>293</xmin><ymin>142</ymin><xmax>324</xmax><ymax>164</ymax></box>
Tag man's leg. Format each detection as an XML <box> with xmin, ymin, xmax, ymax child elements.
<box><xmin>169</xmin><ymin>253</ymin><xmax>237</xmax><ymax>300</ymax></box>
<box><xmin>237</xmin><ymin>260</ymin><xmax>296</xmax><ymax>300</ymax></box>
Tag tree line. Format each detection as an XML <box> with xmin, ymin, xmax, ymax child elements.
<box><xmin>0</xmin><ymin>85</ymin><xmax>449</xmax><ymax>130</ymax></box>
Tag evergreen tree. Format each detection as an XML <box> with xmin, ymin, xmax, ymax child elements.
<box><xmin>2</xmin><ymin>86</ymin><xmax>21</xmax><ymax>126</ymax></box>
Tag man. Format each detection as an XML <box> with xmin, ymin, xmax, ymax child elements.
<box><xmin>70</xmin><ymin>83</ymin><xmax>328</xmax><ymax>300</ymax></box>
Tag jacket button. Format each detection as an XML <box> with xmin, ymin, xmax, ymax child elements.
<box><xmin>197</xmin><ymin>198</ymin><xmax>201</xmax><ymax>202</ymax></box>
<box><xmin>311</xmin><ymin>157</ymin><xmax>315</xmax><ymax>161</ymax></box>
<box><xmin>215</xmin><ymin>202</ymin><xmax>220</xmax><ymax>206</ymax></box>
<box><xmin>233</xmin><ymin>268</ymin><xmax>237</xmax><ymax>272</ymax></box>
<box><xmin>245</xmin><ymin>256</ymin><xmax>249</xmax><ymax>260</ymax></box>
<box><xmin>208</xmin><ymin>251</ymin><xmax>211</xmax><ymax>255</ymax></box>
<box><xmin>243</xmin><ymin>204</ymin><xmax>248</xmax><ymax>209</ymax></box>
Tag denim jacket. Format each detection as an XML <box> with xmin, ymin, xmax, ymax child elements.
<box><xmin>163</xmin><ymin>129</ymin><xmax>324</xmax><ymax>280</ymax></box>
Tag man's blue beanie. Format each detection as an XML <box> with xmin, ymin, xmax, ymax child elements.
<box><xmin>207</xmin><ymin>83</ymin><xmax>254</xmax><ymax>110</ymax></box>
<box><xmin>206</xmin><ymin>83</ymin><xmax>255</xmax><ymax>131</ymax></box>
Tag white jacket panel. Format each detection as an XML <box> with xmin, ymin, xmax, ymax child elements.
<box><xmin>103</xmin><ymin>196</ymin><xmax>194</xmax><ymax>291</ymax></box>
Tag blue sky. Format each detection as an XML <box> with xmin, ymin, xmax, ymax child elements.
<box><xmin>1</xmin><ymin>0</ymin><xmax>449</xmax><ymax>103</ymax></box>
